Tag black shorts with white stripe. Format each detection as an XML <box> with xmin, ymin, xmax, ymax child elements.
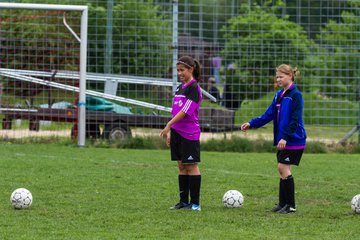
<box><xmin>277</xmin><ymin>149</ymin><xmax>304</xmax><ymax>166</ymax></box>
<box><xmin>170</xmin><ymin>128</ymin><xmax>200</xmax><ymax>164</ymax></box>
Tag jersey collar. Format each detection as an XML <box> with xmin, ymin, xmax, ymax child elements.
<box><xmin>280</xmin><ymin>83</ymin><xmax>296</xmax><ymax>97</ymax></box>
<box><xmin>182</xmin><ymin>79</ymin><xmax>196</xmax><ymax>88</ymax></box>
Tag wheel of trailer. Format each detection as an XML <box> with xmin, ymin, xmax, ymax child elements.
<box><xmin>103</xmin><ymin>124</ymin><xmax>131</xmax><ymax>141</ymax></box>
<box><xmin>71</xmin><ymin>124</ymin><xmax>78</xmax><ymax>140</ymax></box>
<box><xmin>86</xmin><ymin>124</ymin><xmax>101</xmax><ymax>139</ymax></box>
<box><xmin>71</xmin><ymin>124</ymin><xmax>101</xmax><ymax>139</ymax></box>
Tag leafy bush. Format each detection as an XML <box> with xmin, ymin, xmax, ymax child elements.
<box><xmin>304</xmin><ymin>141</ymin><xmax>328</xmax><ymax>154</ymax></box>
<box><xmin>314</xmin><ymin>11</ymin><xmax>360</xmax><ymax>100</ymax></box>
<box><xmin>87</xmin><ymin>1</ymin><xmax>171</xmax><ymax>77</ymax></box>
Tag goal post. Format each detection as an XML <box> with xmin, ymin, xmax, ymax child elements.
<box><xmin>0</xmin><ymin>3</ymin><xmax>88</xmax><ymax>147</ymax></box>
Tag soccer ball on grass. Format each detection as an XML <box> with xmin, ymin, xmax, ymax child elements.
<box><xmin>222</xmin><ymin>190</ymin><xmax>244</xmax><ymax>208</ymax></box>
<box><xmin>10</xmin><ymin>188</ymin><xmax>33</xmax><ymax>209</ymax></box>
<box><xmin>351</xmin><ymin>194</ymin><xmax>360</xmax><ymax>214</ymax></box>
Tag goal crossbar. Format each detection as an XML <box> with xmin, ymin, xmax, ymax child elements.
<box><xmin>0</xmin><ymin>3</ymin><xmax>87</xmax><ymax>11</ymax></box>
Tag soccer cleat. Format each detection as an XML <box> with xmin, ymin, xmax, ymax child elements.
<box><xmin>267</xmin><ymin>204</ymin><xmax>284</xmax><ymax>212</ymax></box>
<box><xmin>191</xmin><ymin>204</ymin><xmax>201</xmax><ymax>211</ymax></box>
<box><xmin>277</xmin><ymin>204</ymin><xmax>296</xmax><ymax>214</ymax></box>
<box><xmin>170</xmin><ymin>202</ymin><xmax>190</xmax><ymax>210</ymax></box>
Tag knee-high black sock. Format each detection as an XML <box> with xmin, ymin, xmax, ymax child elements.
<box><xmin>179</xmin><ymin>175</ymin><xmax>189</xmax><ymax>204</ymax></box>
<box><xmin>283</xmin><ymin>175</ymin><xmax>295</xmax><ymax>208</ymax></box>
<box><xmin>279</xmin><ymin>178</ymin><xmax>286</xmax><ymax>207</ymax></box>
<box><xmin>189</xmin><ymin>175</ymin><xmax>201</xmax><ymax>205</ymax></box>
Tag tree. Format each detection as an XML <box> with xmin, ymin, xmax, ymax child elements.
<box><xmin>221</xmin><ymin>3</ymin><xmax>312</xmax><ymax>103</ymax></box>
<box><xmin>87</xmin><ymin>1</ymin><xmax>171</xmax><ymax>77</ymax></box>
<box><xmin>309</xmin><ymin>10</ymin><xmax>360</xmax><ymax>100</ymax></box>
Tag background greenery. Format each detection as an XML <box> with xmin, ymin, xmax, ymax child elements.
<box><xmin>1</xmin><ymin>0</ymin><xmax>359</xmax><ymax>106</ymax></box>
<box><xmin>1</xmin><ymin>0</ymin><xmax>360</xmax><ymax>144</ymax></box>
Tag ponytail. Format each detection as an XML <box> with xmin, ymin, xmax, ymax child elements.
<box><xmin>292</xmin><ymin>67</ymin><xmax>300</xmax><ymax>81</ymax></box>
<box><xmin>193</xmin><ymin>59</ymin><xmax>202</xmax><ymax>82</ymax></box>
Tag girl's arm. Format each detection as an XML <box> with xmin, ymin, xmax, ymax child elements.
<box><xmin>248</xmin><ymin>98</ymin><xmax>276</xmax><ymax>129</ymax></box>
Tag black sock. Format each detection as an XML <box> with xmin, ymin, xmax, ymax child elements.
<box><xmin>283</xmin><ymin>175</ymin><xmax>295</xmax><ymax>208</ymax></box>
<box><xmin>279</xmin><ymin>178</ymin><xmax>286</xmax><ymax>207</ymax></box>
<box><xmin>178</xmin><ymin>175</ymin><xmax>189</xmax><ymax>204</ymax></box>
<box><xmin>189</xmin><ymin>175</ymin><xmax>201</xmax><ymax>205</ymax></box>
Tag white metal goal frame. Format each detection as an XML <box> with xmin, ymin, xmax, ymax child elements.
<box><xmin>0</xmin><ymin>3</ymin><xmax>88</xmax><ymax>147</ymax></box>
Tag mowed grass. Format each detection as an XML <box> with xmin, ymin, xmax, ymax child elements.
<box><xmin>0</xmin><ymin>144</ymin><xmax>359</xmax><ymax>239</ymax></box>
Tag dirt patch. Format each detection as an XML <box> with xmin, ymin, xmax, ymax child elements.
<box><xmin>0</xmin><ymin>129</ymin><xmax>70</xmax><ymax>139</ymax></box>
<box><xmin>0</xmin><ymin>128</ymin><xmax>338</xmax><ymax>144</ymax></box>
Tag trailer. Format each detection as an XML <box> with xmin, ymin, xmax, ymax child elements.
<box><xmin>1</xmin><ymin>106</ymin><xmax>238</xmax><ymax>141</ymax></box>
<box><xmin>0</xmin><ymin>69</ymin><xmax>236</xmax><ymax>141</ymax></box>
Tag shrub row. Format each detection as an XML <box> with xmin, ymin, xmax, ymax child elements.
<box><xmin>92</xmin><ymin>136</ymin><xmax>360</xmax><ymax>154</ymax></box>
<box><xmin>1</xmin><ymin>136</ymin><xmax>360</xmax><ymax>154</ymax></box>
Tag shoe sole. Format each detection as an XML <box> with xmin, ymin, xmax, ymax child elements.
<box><xmin>191</xmin><ymin>208</ymin><xmax>201</xmax><ymax>211</ymax></box>
<box><xmin>279</xmin><ymin>211</ymin><xmax>296</xmax><ymax>214</ymax></box>
<box><xmin>169</xmin><ymin>203</ymin><xmax>190</xmax><ymax>210</ymax></box>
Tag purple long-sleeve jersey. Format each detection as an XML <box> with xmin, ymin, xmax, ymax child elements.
<box><xmin>171</xmin><ymin>79</ymin><xmax>202</xmax><ymax>141</ymax></box>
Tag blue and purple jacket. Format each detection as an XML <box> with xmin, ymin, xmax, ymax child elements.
<box><xmin>171</xmin><ymin>79</ymin><xmax>202</xmax><ymax>141</ymax></box>
<box><xmin>249</xmin><ymin>84</ymin><xmax>306</xmax><ymax>149</ymax></box>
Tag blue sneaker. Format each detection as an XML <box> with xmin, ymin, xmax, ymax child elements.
<box><xmin>191</xmin><ymin>204</ymin><xmax>201</xmax><ymax>211</ymax></box>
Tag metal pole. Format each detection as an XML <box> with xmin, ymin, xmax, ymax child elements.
<box><xmin>104</xmin><ymin>0</ymin><xmax>117</xmax><ymax>95</ymax></box>
<box><xmin>282</xmin><ymin>0</ymin><xmax>287</xmax><ymax>17</ymax></box>
<box><xmin>296</xmin><ymin>0</ymin><xmax>301</xmax><ymax>24</ymax></box>
<box><xmin>358</xmin><ymin>54</ymin><xmax>360</xmax><ymax>144</ymax></box>
<box><xmin>353</xmin><ymin>9</ymin><xmax>359</xmax><ymax>144</ymax></box>
<box><xmin>105</xmin><ymin>0</ymin><xmax>113</xmax><ymax>75</ymax></box>
<box><xmin>199</xmin><ymin>0</ymin><xmax>203</xmax><ymax>41</ymax></box>
<box><xmin>78</xmin><ymin>7</ymin><xmax>88</xmax><ymax>147</ymax></box>
<box><xmin>184</xmin><ymin>0</ymin><xmax>188</xmax><ymax>33</ymax></box>
<box><xmin>213</xmin><ymin>0</ymin><xmax>218</xmax><ymax>44</ymax></box>
<box><xmin>172</xmin><ymin>0</ymin><xmax>179</xmax><ymax>95</ymax></box>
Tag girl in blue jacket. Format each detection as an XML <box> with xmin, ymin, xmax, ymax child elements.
<box><xmin>241</xmin><ymin>64</ymin><xmax>306</xmax><ymax>214</ymax></box>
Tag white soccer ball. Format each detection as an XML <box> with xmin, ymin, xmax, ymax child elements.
<box><xmin>10</xmin><ymin>188</ymin><xmax>33</xmax><ymax>209</ymax></box>
<box><xmin>222</xmin><ymin>190</ymin><xmax>244</xmax><ymax>208</ymax></box>
<box><xmin>351</xmin><ymin>194</ymin><xmax>360</xmax><ymax>214</ymax></box>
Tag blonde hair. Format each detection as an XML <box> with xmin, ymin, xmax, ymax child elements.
<box><xmin>276</xmin><ymin>64</ymin><xmax>300</xmax><ymax>82</ymax></box>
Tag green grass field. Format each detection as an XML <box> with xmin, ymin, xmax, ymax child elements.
<box><xmin>0</xmin><ymin>144</ymin><xmax>359</xmax><ymax>239</ymax></box>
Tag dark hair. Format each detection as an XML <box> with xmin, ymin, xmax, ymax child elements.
<box><xmin>176</xmin><ymin>56</ymin><xmax>202</xmax><ymax>82</ymax></box>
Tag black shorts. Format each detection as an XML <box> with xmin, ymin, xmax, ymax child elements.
<box><xmin>277</xmin><ymin>149</ymin><xmax>304</xmax><ymax>166</ymax></box>
<box><xmin>170</xmin><ymin>128</ymin><xmax>200</xmax><ymax>164</ymax></box>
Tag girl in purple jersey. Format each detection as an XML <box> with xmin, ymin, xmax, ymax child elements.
<box><xmin>160</xmin><ymin>56</ymin><xmax>203</xmax><ymax>211</ymax></box>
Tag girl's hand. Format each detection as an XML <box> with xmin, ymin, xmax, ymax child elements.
<box><xmin>166</xmin><ymin>136</ymin><xmax>170</xmax><ymax>147</ymax></box>
<box><xmin>240</xmin><ymin>122</ymin><xmax>250</xmax><ymax>131</ymax></box>
<box><xmin>160</xmin><ymin>125</ymin><xmax>170</xmax><ymax>139</ymax></box>
<box><xmin>277</xmin><ymin>139</ymin><xmax>287</xmax><ymax>150</ymax></box>
<box><xmin>160</xmin><ymin>125</ymin><xmax>171</xmax><ymax>147</ymax></box>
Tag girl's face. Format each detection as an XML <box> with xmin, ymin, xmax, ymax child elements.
<box><xmin>276</xmin><ymin>71</ymin><xmax>293</xmax><ymax>89</ymax></box>
<box><xmin>177</xmin><ymin>64</ymin><xmax>193</xmax><ymax>83</ymax></box>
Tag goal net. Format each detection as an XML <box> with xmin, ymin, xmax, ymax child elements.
<box><xmin>0</xmin><ymin>3</ymin><xmax>88</xmax><ymax>146</ymax></box>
